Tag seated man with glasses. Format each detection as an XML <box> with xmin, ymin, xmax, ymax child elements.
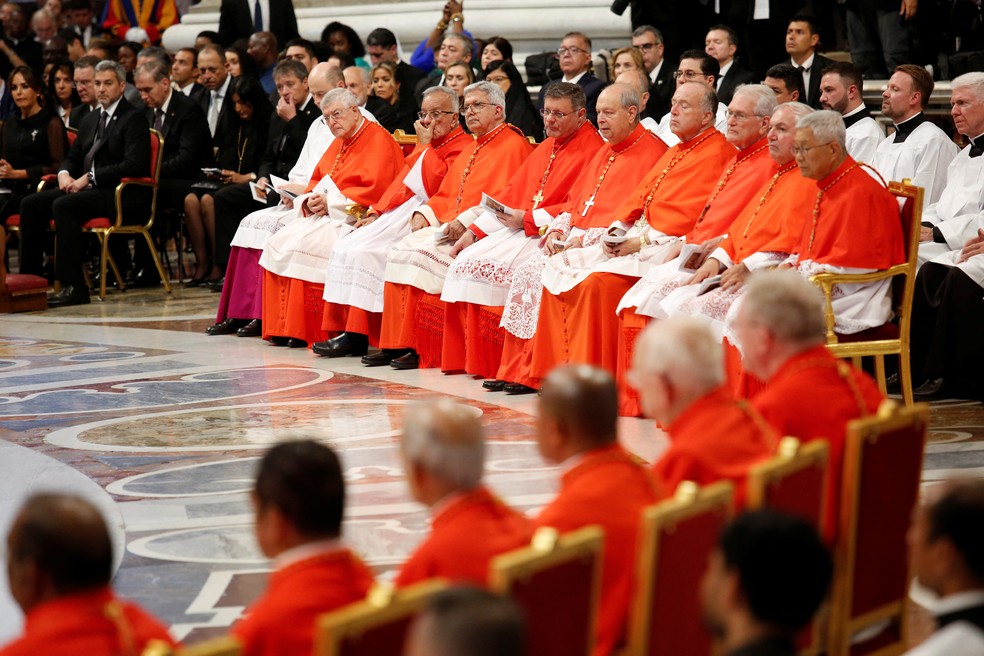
<box><xmin>536</xmin><ymin>31</ymin><xmax>606</xmax><ymax>126</ymax></box>
<box><xmin>652</xmin><ymin>49</ymin><xmax>729</xmax><ymax>147</ymax></box>
<box><xmin>632</xmin><ymin>25</ymin><xmax>674</xmax><ymax>121</ymax></box>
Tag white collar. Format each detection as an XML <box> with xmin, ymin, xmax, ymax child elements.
<box><xmin>649</xmin><ymin>59</ymin><xmax>663</xmax><ymax>84</ymax></box>
<box><xmin>213</xmin><ymin>75</ymin><xmax>231</xmax><ymax>99</ymax></box>
<box><xmin>792</xmin><ymin>53</ymin><xmax>815</xmax><ymax>72</ymax></box>
<box><xmin>563</xmin><ymin>70</ymin><xmax>587</xmax><ymax>85</ymax></box>
<box><xmin>843</xmin><ymin>103</ymin><xmax>866</xmax><ymax>119</ymax></box>
<box><xmin>159</xmin><ymin>90</ymin><xmax>173</xmax><ymax>115</ymax></box>
<box><xmin>934</xmin><ymin>590</ymin><xmax>984</xmax><ymax>618</ymax></box>
<box><xmin>272</xmin><ymin>538</ymin><xmax>343</xmax><ymax>570</ymax></box>
<box><xmin>100</xmin><ymin>96</ymin><xmax>123</xmax><ymax>119</ymax></box>
<box><xmin>718</xmin><ymin>60</ymin><xmax>734</xmax><ymax>78</ymax></box>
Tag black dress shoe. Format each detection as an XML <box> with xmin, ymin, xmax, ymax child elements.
<box><xmin>268</xmin><ymin>336</ymin><xmax>290</xmax><ymax>346</ymax></box>
<box><xmin>312</xmin><ymin>333</ymin><xmax>369</xmax><ymax>358</ymax></box>
<box><xmin>130</xmin><ymin>269</ymin><xmax>162</xmax><ymax>289</ymax></box>
<box><xmin>482</xmin><ymin>379</ymin><xmax>506</xmax><ymax>391</ymax></box>
<box><xmin>206</xmin><ymin>317</ymin><xmax>247</xmax><ymax>336</ymax></box>
<box><xmin>205</xmin><ymin>277</ymin><xmax>225</xmax><ymax>293</ymax></box>
<box><xmin>287</xmin><ymin>338</ymin><xmax>307</xmax><ymax>349</ymax></box>
<box><xmin>361</xmin><ymin>348</ymin><xmax>411</xmax><ymax>366</ymax></box>
<box><xmin>503</xmin><ymin>382</ymin><xmax>537</xmax><ymax>395</ymax></box>
<box><xmin>47</xmin><ymin>285</ymin><xmax>90</xmax><ymax>308</ymax></box>
<box><xmin>914</xmin><ymin>378</ymin><xmax>946</xmax><ymax>401</ymax></box>
<box><xmin>236</xmin><ymin>319</ymin><xmax>262</xmax><ymax>337</ymax></box>
<box><xmin>390</xmin><ymin>351</ymin><xmax>419</xmax><ymax>370</ymax></box>
<box><xmin>185</xmin><ymin>277</ymin><xmax>207</xmax><ymax>288</ymax></box>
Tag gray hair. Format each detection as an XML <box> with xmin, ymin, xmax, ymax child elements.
<box><xmin>443</xmin><ymin>32</ymin><xmax>474</xmax><ymax>58</ymax></box>
<box><xmin>321</xmin><ymin>87</ymin><xmax>358</xmax><ymax>111</ymax></box>
<box><xmin>634</xmin><ymin>316</ymin><xmax>725</xmax><ymax>393</ymax></box>
<box><xmin>733</xmin><ymin>83</ymin><xmax>778</xmax><ymax>118</ymax></box>
<box><xmin>611</xmin><ymin>81</ymin><xmax>642</xmax><ymax>113</ymax></box>
<box><xmin>94</xmin><ymin>60</ymin><xmax>126</xmax><ymax>84</ymax></box>
<box><xmin>134</xmin><ymin>60</ymin><xmax>169</xmax><ymax>84</ymax></box>
<box><xmin>137</xmin><ymin>45</ymin><xmax>170</xmax><ymax>69</ymax></box>
<box><xmin>796</xmin><ymin>110</ymin><xmax>846</xmax><ymax>151</ymax></box>
<box><xmin>423</xmin><ymin>85</ymin><xmax>459</xmax><ymax>113</ymax></box>
<box><xmin>741</xmin><ymin>269</ymin><xmax>826</xmax><ymax>347</ymax></box>
<box><xmin>632</xmin><ymin>24</ymin><xmax>663</xmax><ymax>43</ymax></box>
<box><xmin>274</xmin><ymin>58</ymin><xmax>308</xmax><ymax>82</ymax></box>
<box><xmin>543</xmin><ymin>81</ymin><xmax>586</xmax><ymax>112</ymax></box>
<box><xmin>681</xmin><ymin>81</ymin><xmax>718</xmax><ymax>116</ymax></box>
<box><xmin>464</xmin><ymin>80</ymin><xmax>505</xmax><ymax>111</ymax></box>
<box><xmin>401</xmin><ymin>399</ymin><xmax>484</xmax><ymax>490</ymax></box>
<box><xmin>776</xmin><ymin>101</ymin><xmax>815</xmax><ymax>120</ymax></box>
<box><xmin>345</xmin><ymin>64</ymin><xmax>371</xmax><ymax>85</ymax></box>
<box><xmin>951</xmin><ymin>72</ymin><xmax>984</xmax><ymax>102</ymax></box>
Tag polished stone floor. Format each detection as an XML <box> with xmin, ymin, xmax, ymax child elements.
<box><xmin>0</xmin><ymin>285</ymin><xmax>981</xmax><ymax>644</ymax></box>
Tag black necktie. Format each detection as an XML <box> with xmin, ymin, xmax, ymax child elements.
<box><xmin>83</xmin><ymin>109</ymin><xmax>106</xmax><ymax>174</ymax></box>
<box><xmin>153</xmin><ymin>108</ymin><xmax>164</xmax><ymax>132</ymax></box>
<box><xmin>970</xmin><ymin>138</ymin><xmax>983</xmax><ymax>158</ymax></box>
<box><xmin>253</xmin><ymin>0</ymin><xmax>262</xmax><ymax>32</ymax></box>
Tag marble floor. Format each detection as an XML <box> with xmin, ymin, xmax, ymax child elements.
<box><xmin>0</xmin><ymin>285</ymin><xmax>981</xmax><ymax>644</ymax></box>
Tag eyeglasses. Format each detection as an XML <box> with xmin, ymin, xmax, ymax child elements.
<box><xmin>724</xmin><ymin>110</ymin><xmax>766</xmax><ymax>122</ymax></box>
<box><xmin>326</xmin><ymin>109</ymin><xmax>351</xmax><ymax>122</ymax></box>
<box><xmin>791</xmin><ymin>141</ymin><xmax>833</xmax><ymax>156</ymax></box>
<box><xmin>634</xmin><ymin>42</ymin><xmax>661</xmax><ymax>52</ymax></box>
<box><xmin>673</xmin><ymin>70</ymin><xmax>703</xmax><ymax>80</ymax></box>
<box><xmin>540</xmin><ymin>107</ymin><xmax>575</xmax><ymax>119</ymax></box>
<box><xmin>486</xmin><ymin>75</ymin><xmax>510</xmax><ymax>84</ymax></box>
<box><xmin>462</xmin><ymin>101</ymin><xmax>493</xmax><ymax>113</ymax></box>
<box><xmin>557</xmin><ymin>46</ymin><xmax>586</xmax><ymax>56</ymax></box>
<box><xmin>417</xmin><ymin>110</ymin><xmax>457</xmax><ymax>120</ymax></box>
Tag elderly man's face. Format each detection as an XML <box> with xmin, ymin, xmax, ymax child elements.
<box><xmin>950</xmin><ymin>86</ymin><xmax>984</xmax><ymax>138</ymax></box>
<box><xmin>726</xmin><ymin>93</ymin><xmax>769</xmax><ymax>150</ymax></box>
<box><xmin>767</xmin><ymin>107</ymin><xmax>799</xmax><ymax>166</ymax></box>
<box><xmin>73</xmin><ymin>65</ymin><xmax>94</xmax><ymax>104</ymax></box>
<box><xmin>462</xmin><ymin>90</ymin><xmax>501</xmax><ymax>135</ymax></box>
<box><xmin>134</xmin><ymin>71</ymin><xmax>170</xmax><ymax>110</ymax></box>
<box><xmin>595</xmin><ymin>86</ymin><xmax>636</xmax><ymax>144</ymax></box>
<box><xmin>632</xmin><ymin>30</ymin><xmax>663</xmax><ymax>72</ymax></box>
<box><xmin>418</xmin><ymin>92</ymin><xmax>458</xmax><ymax>140</ymax></box>
<box><xmin>436</xmin><ymin>36</ymin><xmax>468</xmax><ymax>71</ymax></box>
<box><xmin>324</xmin><ymin>101</ymin><xmax>361</xmax><ymax>139</ymax></box>
<box><xmin>793</xmin><ymin>126</ymin><xmax>839</xmax><ymax>180</ymax></box>
<box><xmin>558</xmin><ymin>35</ymin><xmax>591</xmax><ymax>77</ymax></box>
<box><xmin>669</xmin><ymin>83</ymin><xmax>710</xmax><ymax>142</ymax></box>
<box><xmin>198</xmin><ymin>50</ymin><xmax>228</xmax><ymax>90</ymax></box>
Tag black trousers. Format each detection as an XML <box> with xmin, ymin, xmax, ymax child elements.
<box><xmin>910</xmin><ymin>262</ymin><xmax>984</xmax><ymax>400</ymax></box>
<box><xmin>20</xmin><ymin>186</ymin><xmax>149</xmax><ymax>286</ymax></box>
<box><xmin>212</xmin><ymin>181</ymin><xmax>278</xmax><ymax>271</ymax></box>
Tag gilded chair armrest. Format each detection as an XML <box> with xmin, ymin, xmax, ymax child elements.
<box><xmin>808</xmin><ymin>264</ymin><xmax>909</xmax><ymax>288</ymax></box>
<box><xmin>118</xmin><ymin>177</ymin><xmax>156</xmax><ymax>185</ymax></box>
<box><xmin>37</xmin><ymin>174</ymin><xmax>58</xmax><ymax>192</ymax></box>
<box><xmin>110</xmin><ymin>178</ymin><xmax>157</xmax><ymax>229</ymax></box>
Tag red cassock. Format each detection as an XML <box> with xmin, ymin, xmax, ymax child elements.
<box><xmin>395</xmin><ymin>486</ymin><xmax>534</xmax><ymax>588</ymax></box>
<box><xmin>533</xmin><ymin>444</ymin><xmax>659</xmax><ymax>656</ymax></box>
<box><xmin>0</xmin><ymin>586</ymin><xmax>176</xmax><ymax>656</ymax></box>
<box><xmin>321</xmin><ymin>127</ymin><xmax>471</xmax><ymax>344</ymax></box>
<box><xmin>378</xmin><ymin>124</ymin><xmax>533</xmax><ymax>358</ymax></box>
<box><xmin>654</xmin><ymin>386</ymin><xmax>778</xmax><ymax>506</ymax></box>
<box><xmin>752</xmin><ymin>345</ymin><xmax>884</xmax><ymax>543</ymax></box>
<box><xmin>261</xmin><ymin>120</ymin><xmax>404</xmax><ymax>345</ymax></box>
<box><xmin>231</xmin><ymin>548</ymin><xmax>375</xmax><ymax>656</ymax></box>
<box><xmin>497</xmin><ymin>124</ymin><xmax>668</xmax><ymax>387</ymax></box>
<box><xmin>524</xmin><ymin>129</ymin><xmax>735</xmax><ymax>389</ymax></box>
<box><xmin>440</xmin><ymin>122</ymin><xmax>606</xmax><ymax>377</ymax></box>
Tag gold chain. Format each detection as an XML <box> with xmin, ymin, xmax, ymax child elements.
<box><xmin>807</xmin><ymin>161</ymin><xmax>859</xmax><ymax>257</ymax></box>
<box><xmin>329</xmin><ymin>119</ymin><xmax>370</xmax><ymax>177</ymax></box>
<box><xmin>236</xmin><ymin>127</ymin><xmax>248</xmax><ymax>172</ymax></box>
<box><xmin>454</xmin><ymin>122</ymin><xmax>508</xmax><ymax>213</ymax></box>
<box><xmin>640</xmin><ymin>129</ymin><xmax>717</xmax><ymax>220</ymax></box>
<box><xmin>693</xmin><ymin>142</ymin><xmax>769</xmax><ymax>228</ymax></box>
<box><xmin>739</xmin><ymin>161</ymin><xmax>797</xmax><ymax>241</ymax></box>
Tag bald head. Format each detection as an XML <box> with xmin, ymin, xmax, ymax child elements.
<box><xmin>7</xmin><ymin>493</ymin><xmax>113</xmax><ymax>612</ymax></box>
<box><xmin>615</xmin><ymin>69</ymin><xmax>651</xmax><ymax>100</ymax></box>
<box><xmin>538</xmin><ymin>364</ymin><xmax>618</xmax><ymax>451</ymax></box>
<box><xmin>402</xmin><ymin>399</ymin><xmax>485</xmax><ymax>491</ymax></box>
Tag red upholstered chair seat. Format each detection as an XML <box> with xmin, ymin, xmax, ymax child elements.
<box><xmin>83</xmin><ymin>218</ymin><xmax>113</xmax><ymax>230</ymax></box>
<box><xmin>5</xmin><ymin>273</ymin><xmax>48</xmax><ymax>292</ymax></box>
<box><xmin>5</xmin><ymin>215</ymin><xmax>19</xmax><ymax>227</ymax></box>
<box><xmin>334</xmin><ymin>616</ymin><xmax>415</xmax><ymax>656</ymax></box>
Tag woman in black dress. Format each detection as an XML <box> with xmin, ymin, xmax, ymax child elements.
<box><xmin>0</xmin><ymin>66</ymin><xmax>68</xmax><ymax>227</ymax></box>
<box><xmin>183</xmin><ymin>75</ymin><xmax>272</xmax><ymax>285</ymax></box>
<box><xmin>484</xmin><ymin>60</ymin><xmax>543</xmax><ymax>141</ymax></box>
<box><xmin>370</xmin><ymin>61</ymin><xmax>416</xmax><ymax>134</ymax></box>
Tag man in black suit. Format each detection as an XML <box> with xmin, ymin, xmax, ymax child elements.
<box><xmin>19</xmin><ymin>60</ymin><xmax>150</xmax><ymax>307</ymax></box>
<box><xmin>366</xmin><ymin>27</ymin><xmax>424</xmax><ymax>111</ymax></box>
<box><xmin>706</xmin><ymin>25</ymin><xmax>756</xmax><ymax>106</ymax></box>
<box><xmin>196</xmin><ymin>44</ymin><xmax>235</xmax><ymax>145</ymax></box>
<box><xmin>172</xmin><ymin>47</ymin><xmax>205</xmax><ymax>100</ymax></box>
<box><xmin>68</xmin><ymin>55</ymin><xmax>100</xmax><ymax>128</ymax></box>
<box><xmin>537</xmin><ymin>32</ymin><xmax>606</xmax><ymax>126</ymax></box>
<box><xmin>632</xmin><ymin>25</ymin><xmax>673</xmax><ymax>121</ymax></box>
<box><xmin>777</xmin><ymin>14</ymin><xmax>834</xmax><ymax>110</ymax></box>
<box><xmin>210</xmin><ymin>59</ymin><xmax>320</xmax><ymax>284</ymax></box>
<box><xmin>726</xmin><ymin>0</ymin><xmax>809</xmax><ymax>79</ymax></box>
<box><xmin>907</xmin><ymin>480</ymin><xmax>984</xmax><ymax>653</ymax></box>
<box><xmin>218</xmin><ymin>0</ymin><xmax>297</xmax><ymax>48</ymax></box>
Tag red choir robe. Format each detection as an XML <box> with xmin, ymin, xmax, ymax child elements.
<box><xmin>378</xmin><ymin>123</ymin><xmax>533</xmax><ymax>360</ymax></box>
<box><xmin>523</xmin><ymin>129</ymin><xmax>735</xmax><ymax>389</ymax></box>
<box><xmin>261</xmin><ymin>120</ymin><xmax>404</xmax><ymax>345</ymax></box>
<box><xmin>655</xmin><ymin>386</ymin><xmax>778</xmax><ymax>506</ymax></box>
<box><xmin>441</xmin><ymin>121</ymin><xmax>606</xmax><ymax>377</ymax></box>
<box><xmin>496</xmin><ymin>123</ymin><xmax>668</xmax><ymax>386</ymax></box>
<box><xmin>395</xmin><ymin>486</ymin><xmax>534</xmax><ymax>588</ymax></box>
<box><xmin>321</xmin><ymin>126</ymin><xmax>471</xmax><ymax>344</ymax></box>
<box><xmin>0</xmin><ymin>586</ymin><xmax>176</xmax><ymax>656</ymax></box>
<box><xmin>231</xmin><ymin>547</ymin><xmax>375</xmax><ymax>656</ymax></box>
<box><xmin>752</xmin><ymin>345</ymin><xmax>884</xmax><ymax>544</ymax></box>
<box><xmin>533</xmin><ymin>443</ymin><xmax>659</xmax><ymax>656</ymax></box>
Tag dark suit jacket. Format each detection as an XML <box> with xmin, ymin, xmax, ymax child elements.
<box><xmin>803</xmin><ymin>53</ymin><xmax>835</xmax><ymax>109</ymax></box>
<box><xmin>717</xmin><ymin>63</ymin><xmax>757</xmax><ymax>105</ymax></box>
<box><xmin>183</xmin><ymin>82</ymin><xmax>206</xmax><ymax>102</ymax></box>
<box><xmin>396</xmin><ymin>61</ymin><xmax>425</xmax><ymax>110</ymax></box>
<box><xmin>218</xmin><ymin>0</ymin><xmax>297</xmax><ymax>47</ymax></box>
<box><xmin>197</xmin><ymin>81</ymin><xmax>237</xmax><ymax>147</ymax></box>
<box><xmin>646</xmin><ymin>60</ymin><xmax>675</xmax><ymax>121</ymax></box>
<box><xmin>145</xmin><ymin>90</ymin><xmax>214</xmax><ymax>179</ymax></box>
<box><xmin>537</xmin><ymin>72</ymin><xmax>607</xmax><ymax>126</ymax></box>
<box><xmin>257</xmin><ymin>95</ymin><xmax>319</xmax><ymax>181</ymax></box>
<box><xmin>63</xmin><ymin>96</ymin><xmax>150</xmax><ymax>188</ymax></box>
<box><xmin>414</xmin><ymin>70</ymin><xmax>442</xmax><ymax>109</ymax></box>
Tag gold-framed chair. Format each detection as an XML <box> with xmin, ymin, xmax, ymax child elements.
<box><xmin>809</xmin><ymin>180</ymin><xmax>924</xmax><ymax>406</ymax></box>
<box><xmin>0</xmin><ymin>225</ymin><xmax>47</xmax><ymax>312</ymax></box>
<box><xmin>490</xmin><ymin>525</ymin><xmax>603</xmax><ymax>656</ymax></box>
<box><xmin>393</xmin><ymin>129</ymin><xmax>419</xmax><ymax>157</ymax></box>
<box><xmin>826</xmin><ymin>400</ymin><xmax>929</xmax><ymax>656</ymax></box>
<box><xmin>141</xmin><ymin>636</ymin><xmax>241</xmax><ymax>656</ymax></box>
<box><xmin>82</xmin><ymin>128</ymin><xmax>171</xmax><ymax>300</ymax></box>
<box><xmin>314</xmin><ymin>579</ymin><xmax>447</xmax><ymax>656</ymax></box>
<box><xmin>626</xmin><ymin>481</ymin><xmax>733</xmax><ymax>656</ymax></box>
<box><xmin>747</xmin><ymin>438</ymin><xmax>830</xmax><ymax>656</ymax></box>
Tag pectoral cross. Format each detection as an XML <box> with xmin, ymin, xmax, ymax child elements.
<box><xmin>531</xmin><ymin>190</ymin><xmax>544</xmax><ymax>208</ymax></box>
<box><xmin>581</xmin><ymin>195</ymin><xmax>595</xmax><ymax>217</ymax></box>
